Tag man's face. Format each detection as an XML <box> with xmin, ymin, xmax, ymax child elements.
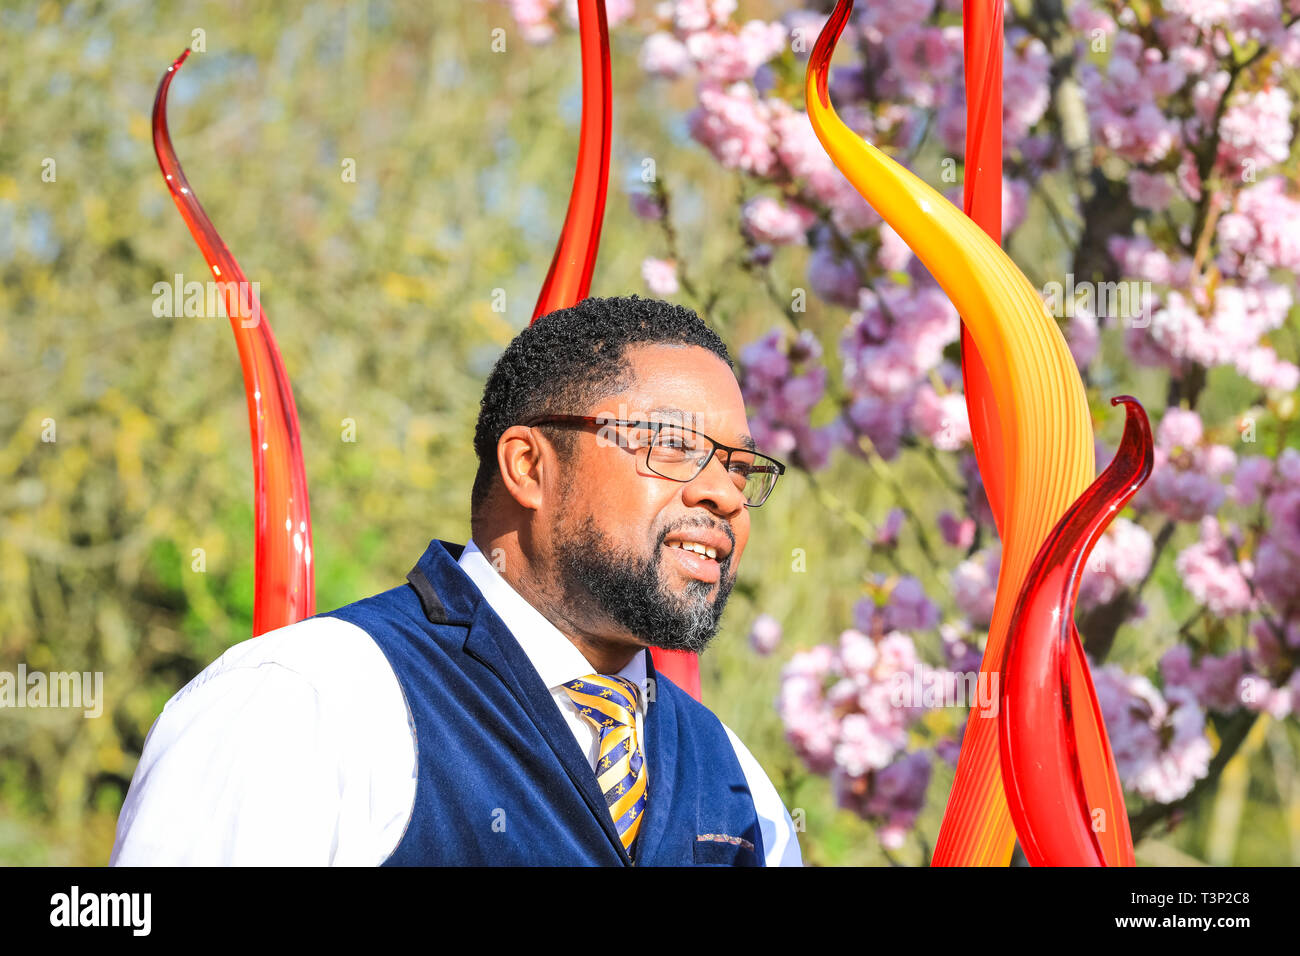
<box><xmin>546</xmin><ymin>344</ymin><xmax>753</xmax><ymax>654</ymax></box>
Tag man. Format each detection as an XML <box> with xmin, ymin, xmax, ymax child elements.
<box><xmin>111</xmin><ymin>295</ymin><xmax>802</xmax><ymax>866</ymax></box>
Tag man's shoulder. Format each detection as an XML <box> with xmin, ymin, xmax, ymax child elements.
<box><xmin>149</xmin><ymin>614</ymin><xmax>414</xmax><ymax>789</ymax></box>
<box><xmin>650</xmin><ymin>670</ymin><xmax>737</xmax><ymax>741</ymax></box>
<box><xmin>654</xmin><ymin>676</ymin><xmax>760</xmax><ymax>766</ymax></box>
<box><xmin>652</xmin><ymin>670</ymin><xmax>711</xmax><ymax>714</ymax></box>
<box><xmin>329</xmin><ymin>550</ymin><xmax>479</xmax><ymax>635</ymax></box>
<box><xmin>114</xmin><ymin>615</ymin><xmax>416</xmax><ymax>866</ymax></box>
<box><xmin>169</xmin><ymin>614</ymin><xmax>396</xmax><ymax>712</ymax></box>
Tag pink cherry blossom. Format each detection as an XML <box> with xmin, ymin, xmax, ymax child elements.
<box><xmin>739</xmin><ymin>328</ymin><xmax>836</xmax><ymax>471</ymax></box>
<box><xmin>768</xmin><ymin>99</ymin><xmax>849</xmax><ymax>200</ymax></box>
<box><xmin>1081</xmin><ymin>32</ymin><xmax>1182</xmax><ymax>163</ymax></box>
<box><xmin>1159</xmin><ymin>407</ymin><xmax>1204</xmax><ymax>449</ymax></box>
<box><xmin>1002</xmin><ymin>28</ymin><xmax>1053</xmax><ymax>145</ymax></box>
<box><xmin>855</xmin><ymin>750</ymin><xmax>932</xmax><ymax>850</ymax></box>
<box><xmin>783</xmin><ymin>10</ymin><xmax>829</xmax><ymax>61</ymax></box>
<box><xmin>1065</xmin><ymin>304</ymin><xmax>1100</xmax><ymax>369</ymax></box>
<box><xmin>686</xmin><ymin>21</ymin><xmax>787</xmax><ymax>83</ymax></box>
<box><xmin>780</xmin><ymin>628</ymin><xmax>925</xmax><ymax>777</ymax></box>
<box><xmin>1240</xmin><ymin>673</ymin><xmax>1294</xmax><ymax>719</ymax></box>
<box><xmin>909</xmin><ymin>383</ymin><xmax>971</xmax><ymax>451</ymax></box>
<box><xmin>877</xmin><ymin>223</ymin><xmax>913</xmax><ymax>272</ymax></box>
<box><xmin>941</xmin><ymin>620</ymin><xmax>985</xmax><ymax>675</ymax></box>
<box><xmin>1069</xmin><ymin>4</ymin><xmax>1117</xmax><ymax>38</ymax></box>
<box><xmin>671</xmin><ymin>0</ymin><xmax>737</xmax><ymax>33</ymax></box>
<box><xmin>778</xmin><ymin>622</ymin><xmax>947</xmax><ymax>845</ymax></box>
<box><xmin>1256</xmin><ymin>485</ymin><xmax>1300</xmax><ymax>614</ymax></box>
<box><xmin>888</xmin><ymin>25</ymin><xmax>963</xmax><ymax>110</ymax></box>
<box><xmin>1108</xmin><ymin>234</ymin><xmax>1194</xmax><ymax>287</ymax></box>
<box><xmin>807</xmin><ymin>244</ymin><xmax>861</xmax><ymax>308</ymax></box>
<box><xmin>937</xmin><ymin>510</ymin><xmax>976</xmax><ymax>550</ymax></box>
<box><xmin>856</xmin><ymin>0</ymin><xmax>935</xmax><ymax>46</ymax></box>
<box><xmin>1129</xmin><ymin>170</ymin><xmax>1176</xmax><ymax>211</ymax></box>
<box><xmin>639</xmin><ymin>31</ymin><xmax>692</xmax><ymax>78</ymax></box>
<box><xmin>1217</xmin><ymin>176</ymin><xmax>1300</xmax><ymax>280</ymax></box>
<box><xmin>1175</xmin><ymin>517</ymin><xmax>1256</xmax><ymax>616</ymax></box>
<box><xmin>1235</xmin><ymin>346</ymin><xmax>1300</xmax><ymax>391</ymax></box>
<box><xmin>841</xmin><ymin>285</ymin><xmax>961</xmax><ymax>396</ymax></box>
<box><xmin>748</xmin><ymin>613</ymin><xmax>782</xmax><ymax>656</ymax></box>
<box><xmin>1130</xmin><ymin>282</ymin><xmax>1297</xmax><ymax>392</ymax></box>
<box><xmin>641</xmin><ymin>257</ymin><xmax>679</xmax><ymax>297</ymax></box>
<box><xmin>776</xmin><ymin>643</ymin><xmax>838</xmax><ymax>773</ymax></box>
<box><xmin>688</xmin><ymin>81</ymin><xmax>776</xmax><ymax>176</ymax></box>
<box><xmin>1160</xmin><ymin>644</ymin><xmax>1249</xmax><ymax>714</ymax></box>
<box><xmin>740</xmin><ymin>196</ymin><xmax>816</xmax><ymax>245</ymax></box>
<box><xmin>508</xmin><ymin>0</ymin><xmax>560</xmax><ymax>43</ymax></box>
<box><xmin>1079</xmin><ymin>517</ymin><xmax>1154</xmax><ymax>610</ymax></box>
<box><xmin>855</xmin><ymin>575</ymin><xmax>940</xmax><ymax>636</ymax></box>
<box><xmin>1135</xmin><ymin>407</ymin><xmax>1236</xmax><ymax>522</ymax></box>
<box><xmin>843</xmin><ymin>394</ymin><xmax>909</xmax><ymax>461</ymax></box>
<box><xmin>1230</xmin><ymin>454</ymin><xmax>1280</xmax><ymax>507</ymax></box>
<box><xmin>1002</xmin><ymin>178</ymin><xmax>1031</xmax><ymax>236</ymax></box>
<box><xmin>1092</xmin><ymin>665</ymin><xmax>1212</xmax><ymax>803</ymax></box>
<box><xmin>952</xmin><ymin>544</ymin><xmax>1000</xmax><ymax>629</ymax></box>
<box><xmin>1216</xmin><ymin>86</ymin><xmax>1293</xmax><ymax>172</ymax></box>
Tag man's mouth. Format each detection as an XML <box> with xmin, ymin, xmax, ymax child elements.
<box><xmin>664</xmin><ymin>539</ymin><xmax>722</xmax><ymax>583</ymax></box>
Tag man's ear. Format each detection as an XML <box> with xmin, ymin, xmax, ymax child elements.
<box><xmin>495</xmin><ymin>425</ymin><xmax>548</xmax><ymax>512</ymax></box>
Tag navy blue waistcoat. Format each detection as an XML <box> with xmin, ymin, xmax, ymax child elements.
<box><xmin>322</xmin><ymin>539</ymin><xmax>765</xmax><ymax>866</ymax></box>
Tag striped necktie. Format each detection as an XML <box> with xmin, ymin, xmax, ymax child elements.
<box><xmin>562</xmin><ymin>674</ymin><xmax>647</xmax><ymax>857</ymax></box>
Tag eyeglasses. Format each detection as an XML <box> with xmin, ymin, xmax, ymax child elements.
<box><xmin>523</xmin><ymin>414</ymin><xmax>786</xmax><ymax>508</ymax></box>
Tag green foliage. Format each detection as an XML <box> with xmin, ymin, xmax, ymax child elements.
<box><xmin>0</xmin><ymin>0</ymin><xmax>806</xmax><ymax>864</ymax></box>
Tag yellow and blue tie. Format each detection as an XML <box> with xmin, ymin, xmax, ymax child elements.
<box><xmin>562</xmin><ymin>674</ymin><xmax>647</xmax><ymax>856</ymax></box>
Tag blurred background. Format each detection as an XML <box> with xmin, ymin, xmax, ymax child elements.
<box><xmin>2</xmin><ymin>0</ymin><xmax>1298</xmax><ymax>865</ymax></box>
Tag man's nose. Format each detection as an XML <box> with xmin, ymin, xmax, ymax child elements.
<box><xmin>682</xmin><ymin>450</ymin><xmax>747</xmax><ymax>519</ymax></box>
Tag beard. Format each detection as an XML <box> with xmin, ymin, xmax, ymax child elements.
<box><xmin>552</xmin><ymin>510</ymin><xmax>736</xmax><ymax>655</ymax></box>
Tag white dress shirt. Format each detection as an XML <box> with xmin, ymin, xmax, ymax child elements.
<box><xmin>110</xmin><ymin>539</ymin><xmax>802</xmax><ymax>866</ymax></box>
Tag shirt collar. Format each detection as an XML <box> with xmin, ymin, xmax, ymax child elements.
<box><xmin>457</xmin><ymin>538</ymin><xmax>649</xmax><ymax>710</ymax></box>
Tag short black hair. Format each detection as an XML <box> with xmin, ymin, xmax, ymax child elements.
<box><xmin>470</xmin><ymin>295</ymin><xmax>733</xmax><ymax>518</ymax></box>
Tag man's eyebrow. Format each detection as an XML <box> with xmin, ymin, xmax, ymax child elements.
<box><xmin>647</xmin><ymin>404</ymin><xmax>687</xmax><ymax>420</ymax></box>
<box><xmin>647</xmin><ymin>405</ymin><xmax>756</xmax><ymax>451</ymax></box>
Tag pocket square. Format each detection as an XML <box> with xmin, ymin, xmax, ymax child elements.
<box><xmin>696</xmin><ymin>832</ymin><xmax>755</xmax><ymax>854</ymax></box>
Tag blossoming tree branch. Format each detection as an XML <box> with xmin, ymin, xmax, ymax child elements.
<box><xmin>502</xmin><ymin>0</ymin><xmax>1300</xmax><ymax>861</ymax></box>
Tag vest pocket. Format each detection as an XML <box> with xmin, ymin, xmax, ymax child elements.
<box><xmin>693</xmin><ymin>835</ymin><xmax>760</xmax><ymax>866</ymax></box>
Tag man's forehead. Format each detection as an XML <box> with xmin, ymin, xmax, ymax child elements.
<box><xmin>608</xmin><ymin>343</ymin><xmax>752</xmax><ymax>446</ymax></box>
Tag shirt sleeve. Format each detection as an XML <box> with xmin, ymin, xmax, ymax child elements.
<box><xmin>721</xmin><ymin>723</ymin><xmax>804</xmax><ymax>867</ymax></box>
<box><xmin>110</xmin><ymin>618</ymin><xmax>414</xmax><ymax>866</ymax></box>
<box><xmin>110</xmin><ymin>659</ymin><xmax>348</xmax><ymax>865</ymax></box>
